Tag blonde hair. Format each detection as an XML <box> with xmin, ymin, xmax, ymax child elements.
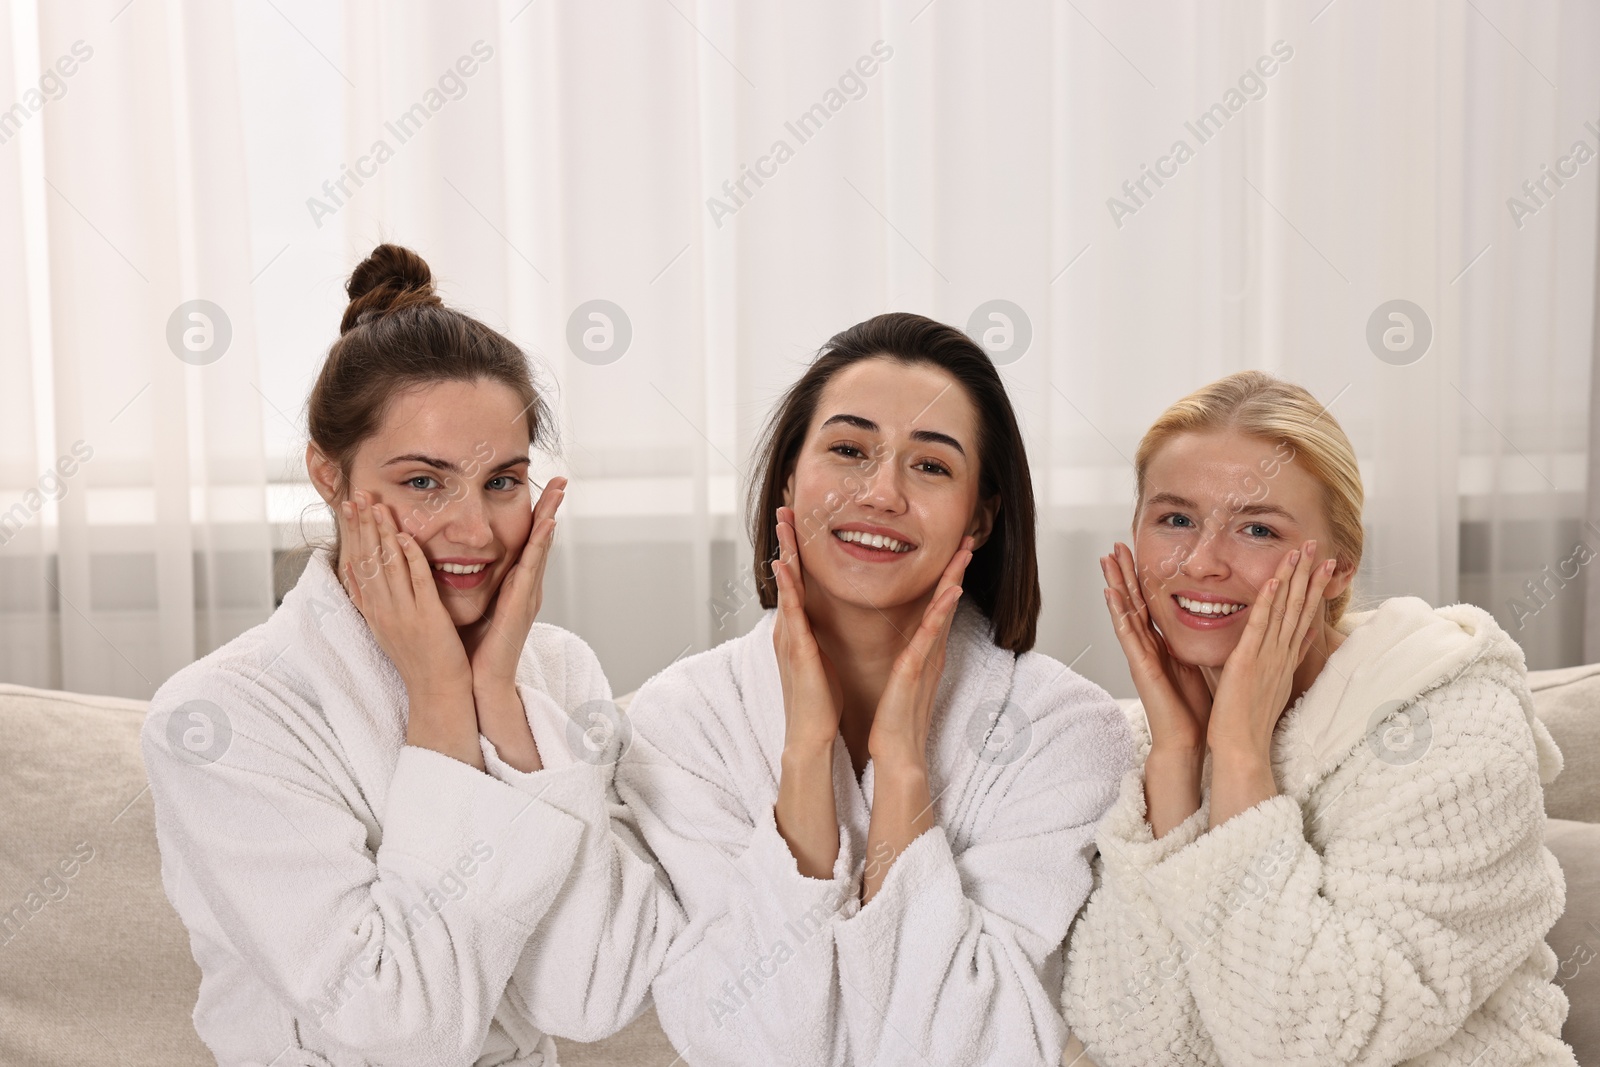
<box><xmin>1132</xmin><ymin>370</ymin><xmax>1364</xmax><ymax>625</ymax></box>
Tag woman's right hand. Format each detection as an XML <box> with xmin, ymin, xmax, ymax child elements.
<box><xmin>1101</xmin><ymin>541</ymin><xmax>1213</xmax><ymax>750</ymax></box>
<box><xmin>771</xmin><ymin>507</ymin><xmax>843</xmax><ymax>750</ymax></box>
<box><xmin>340</xmin><ymin>491</ymin><xmax>481</xmax><ymax>767</ymax></box>
<box><xmin>1103</xmin><ymin>541</ymin><xmax>1213</xmax><ymax>837</ymax></box>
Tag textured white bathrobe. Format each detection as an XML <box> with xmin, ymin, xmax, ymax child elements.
<box><xmin>614</xmin><ymin>602</ymin><xmax>1136</xmax><ymax>1067</ymax></box>
<box><xmin>142</xmin><ymin>546</ymin><xmax>682</xmax><ymax>1067</ymax></box>
<box><xmin>1061</xmin><ymin>597</ymin><xmax>1576</xmax><ymax>1066</ymax></box>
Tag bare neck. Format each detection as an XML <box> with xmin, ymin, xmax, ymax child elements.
<box><xmin>804</xmin><ymin>592</ymin><xmax>930</xmax><ymax>769</ymax></box>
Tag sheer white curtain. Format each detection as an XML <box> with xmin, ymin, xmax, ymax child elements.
<box><xmin>1</xmin><ymin>0</ymin><xmax>1594</xmax><ymax>700</ymax></box>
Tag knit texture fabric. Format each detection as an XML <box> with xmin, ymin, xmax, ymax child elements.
<box><xmin>1062</xmin><ymin>597</ymin><xmax>1576</xmax><ymax>1066</ymax></box>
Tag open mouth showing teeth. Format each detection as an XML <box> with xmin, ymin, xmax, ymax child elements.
<box><xmin>433</xmin><ymin>562</ymin><xmax>488</xmax><ymax>575</ymax></box>
<box><xmin>1175</xmin><ymin>595</ymin><xmax>1247</xmax><ymax>617</ymax></box>
<box><xmin>834</xmin><ymin>529</ymin><xmax>914</xmax><ymax>553</ymax></box>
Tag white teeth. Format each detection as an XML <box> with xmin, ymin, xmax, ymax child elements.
<box><xmin>834</xmin><ymin>529</ymin><xmax>912</xmax><ymax>553</ymax></box>
<box><xmin>433</xmin><ymin>562</ymin><xmax>487</xmax><ymax>575</ymax></box>
<box><xmin>1176</xmin><ymin>595</ymin><xmax>1246</xmax><ymax>616</ymax></box>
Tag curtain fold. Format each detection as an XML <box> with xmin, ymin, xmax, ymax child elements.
<box><xmin>1</xmin><ymin>0</ymin><xmax>1594</xmax><ymax>699</ymax></box>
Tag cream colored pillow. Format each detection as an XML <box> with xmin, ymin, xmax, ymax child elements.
<box><xmin>1527</xmin><ymin>664</ymin><xmax>1600</xmax><ymax>823</ymax></box>
<box><xmin>0</xmin><ymin>683</ymin><xmax>211</xmax><ymax>1067</ymax></box>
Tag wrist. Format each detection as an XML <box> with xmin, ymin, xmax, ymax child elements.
<box><xmin>471</xmin><ymin>677</ymin><xmax>519</xmax><ymax>702</ymax></box>
<box><xmin>1206</xmin><ymin>738</ymin><xmax>1273</xmax><ymax>774</ymax></box>
<box><xmin>866</xmin><ymin>748</ymin><xmax>928</xmax><ymax>782</ymax></box>
<box><xmin>1147</xmin><ymin>740</ymin><xmax>1206</xmax><ymax>766</ymax></box>
<box><xmin>781</xmin><ymin>737</ymin><xmax>836</xmax><ymax>767</ymax></box>
<box><xmin>405</xmin><ymin>667</ymin><xmax>475</xmax><ymax>700</ymax></box>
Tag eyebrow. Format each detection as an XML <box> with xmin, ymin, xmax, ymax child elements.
<box><xmin>1145</xmin><ymin>491</ymin><xmax>1296</xmax><ymax>521</ymax></box>
<box><xmin>381</xmin><ymin>453</ymin><xmax>530</xmax><ymax>475</ymax></box>
<box><xmin>820</xmin><ymin>414</ymin><xmax>967</xmax><ymax>457</ymax></box>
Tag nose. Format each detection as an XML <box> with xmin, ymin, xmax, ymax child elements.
<box><xmin>1176</xmin><ymin>525</ymin><xmax>1228</xmax><ymax>581</ymax></box>
<box><xmin>434</xmin><ymin>483</ymin><xmax>495</xmax><ymax>550</ymax></box>
<box><xmin>855</xmin><ymin>447</ymin><xmax>907</xmax><ymax>513</ymax></box>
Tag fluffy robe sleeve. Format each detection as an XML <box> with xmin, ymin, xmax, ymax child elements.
<box><xmin>1063</xmin><ymin>676</ymin><xmax>1574</xmax><ymax>1067</ymax></box>
<box><xmin>827</xmin><ymin>657</ymin><xmax>1131</xmax><ymax>1067</ymax></box>
<box><xmin>143</xmin><ymin>621</ymin><xmax>680</xmax><ymax>1066</ymax></box>
<box><xmin>143</xmin><ymin>675</ymin><xmax>593</xmax><ymax>1066</ymax></box>
<box><xmin>613</xmin><ymin>664</ymin><xmax>861</xmax><ymax>1066</ymax></box>
<box><xmin>481</xmin><ymin>625</ymin><xmax>687</xmax><ymax>1044</ymax></box>
<box><xmin>615</xmin><ymin>645</ymin><xmax>1132</xmax><ymax>1067</ymax></box>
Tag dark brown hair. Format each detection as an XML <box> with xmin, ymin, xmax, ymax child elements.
<box><xmin>747</xmin><ymin>311</ymin><xmax>1041</xmax><ymax>652</ymax></box>
<box><xmin>304</xmin><ymin>243</ymin><xmax>552</xmax><ymax>556</ymax></box>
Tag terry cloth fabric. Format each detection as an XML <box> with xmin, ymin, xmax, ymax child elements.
<box><xmin>1061</xmin><ymin>596</ymin><xmax>1577</xmax><ymax>1067</ymax></box>
<box><xmin>142</xmin><ymin>545</ymin><xmax>684</xmax><ymax>1067</ymax></box>
<box><xmin>615</xmin><ymin>601</ymin><xmax>1135</xmax><ymax>1067</ymax></box>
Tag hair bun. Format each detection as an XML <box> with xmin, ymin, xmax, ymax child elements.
<box><xmin>340</xmin><ymin>243</ymin><xmax>443</xmax><ymax>334</ymax></box>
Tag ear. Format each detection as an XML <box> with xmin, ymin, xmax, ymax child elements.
<box><xmin>305</xmin><ymin>443</ymin><xmax>343</xmax><ymax>507</ymax></box>
<box><xmin>1323</xmin><ymin>556</ymin><xmax>1356</xmax><ymax>604</ymax></box>
<box><xmin>966</xmin><ymin>493</ymin><xmax>1001</xmax><ymax>549</ymax></box>
<box><xmin>781</xmin><ymin>470</ymin><xmax>795</xmax><ymax>511</ymax></box>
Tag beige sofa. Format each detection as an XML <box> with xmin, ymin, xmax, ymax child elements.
<box><xmin>2</xmin><ymin>671</ymin><xmax>1596</xmax><ymax>1066</ymax></box>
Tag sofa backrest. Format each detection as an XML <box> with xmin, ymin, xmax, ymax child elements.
<box><xmin>1527</xmin><ymin>663</ymin><xmax>1600</xmax><ymax>823</ymax></box>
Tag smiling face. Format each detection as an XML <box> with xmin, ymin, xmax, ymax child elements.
<box><xmin>1133</xmin><ymin>429</ymin><xmax>1353</xmax><ymax>668</ymax></box>
<box><xmin>781</xmin><ymin>357</ymin><xmax>997</xmax><ymax>623</ymax></box>
<box><xmin>307</xmin><ymin>378</ymin><xmax>535</xmax><ymax>629</ymax></box>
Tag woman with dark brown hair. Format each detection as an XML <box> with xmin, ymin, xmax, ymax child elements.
<box><xmin>142</xmin><ymin>244</ymin><xmax>681</xmax><ymax>1066</ymax></box>
<box><xmin>615</xmin><ymin>311</ymin><xmax>1134</xmax><ymax>1066</ymax></box>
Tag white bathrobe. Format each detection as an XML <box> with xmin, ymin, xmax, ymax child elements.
<box><xmin>141</xmin><ymin>546</ymin><xmax>683</xmax><ymax>1067</ymax></box>
<box><xmin>1061</xmin><ymin>597</ymin><xmax>1577</xmax><ymax>1066</ymax></box>
<box><xmin>613</xmin><ymin>601</ymin><xmax>1136</xmax><ymax>1067</ymax></box>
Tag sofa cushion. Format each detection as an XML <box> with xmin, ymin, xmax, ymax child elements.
<box><xmin>0</xmin><ymin>683</ymin><xmax>211</xmax><ymax>1067</ymax></box>
<box><xmin>1544</xmin><ymin>818</ymin><xmax>1599</xmax><ymax>1064</ymax></box>
<box><xmin>555</xmin><ymin>1004</ymin><xmax>677</xmax><ymax>1064</ymax></box>
<box><xmin>1527</xmin><ymin>664</ymin><xmax>1600</xmax><ymax>824</ymax></box>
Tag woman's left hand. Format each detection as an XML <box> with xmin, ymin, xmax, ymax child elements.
<box><xmin>462</xmin><ymin>477</ymin><xmax>567</xmax><ymax>693</ymax></box>
<box><xmin>867</xmin><ymin>537</ymin><xmax>974</xmax><ymax>771</ymax></box>
<box><xmin>1206</xmin><ymin>538</ymin><xmax>1338</xmax><ymax>762</ymax></box>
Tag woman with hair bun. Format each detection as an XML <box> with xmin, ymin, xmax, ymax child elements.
<box><xmin>1062</xmin><ymin>370</ymin><xmax>1575</xmax><ymax>1066</ymax></box>
<box><xmin>143</xmin><ymin>244</ymin><xmax>681</xmax><ymax>1066</ymax></box>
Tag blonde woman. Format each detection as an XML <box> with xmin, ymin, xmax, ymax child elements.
<box><xmin>1062</xmin><ymin>371</ymin><xmax>1575</xmax><ymax>1065</ymax></box>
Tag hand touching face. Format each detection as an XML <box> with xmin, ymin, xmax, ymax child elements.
<box><xmin>780</xmin><ymin>357</ymin><xmax>997</xmax><ymax>626</ymax></box>
<box><xmin>308</xmin><ymin>378</ymin><xmax>541</xmax><ymax>629</ymax></box>
<box><xmin>1129</xmin><ymin>430</ymin><xmax>1353</xmax><ymax>669</ymax></box>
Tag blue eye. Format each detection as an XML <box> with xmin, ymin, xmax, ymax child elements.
<box><xmin>1244</xmin><ymin>523</ymin><xmax>1276</xmax><ymax>538</ymax></box>
<box><xmin>1159</xmin><ymin>513</ymin><xmax>1194</xmax><ymax>528</ymax></box>
<box><xmin>407</xmin><ymin>475</ymin><xmax>520</xmax><ymax>492</ymax></box>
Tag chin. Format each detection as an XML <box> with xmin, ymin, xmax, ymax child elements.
<box><xmin>1158</xmin><ymin>626</ymin><xmax>1235</xmax><ymax>670</ymax></box>
<box><xmin>442</xmin><ymin>598</ymin><xmax>490</xmax><ymax>627</ymax></box>
<box><xmin>815</xmin><ymin>571</ymin><xmax>925</xmax><ymax>614</ymax></box>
